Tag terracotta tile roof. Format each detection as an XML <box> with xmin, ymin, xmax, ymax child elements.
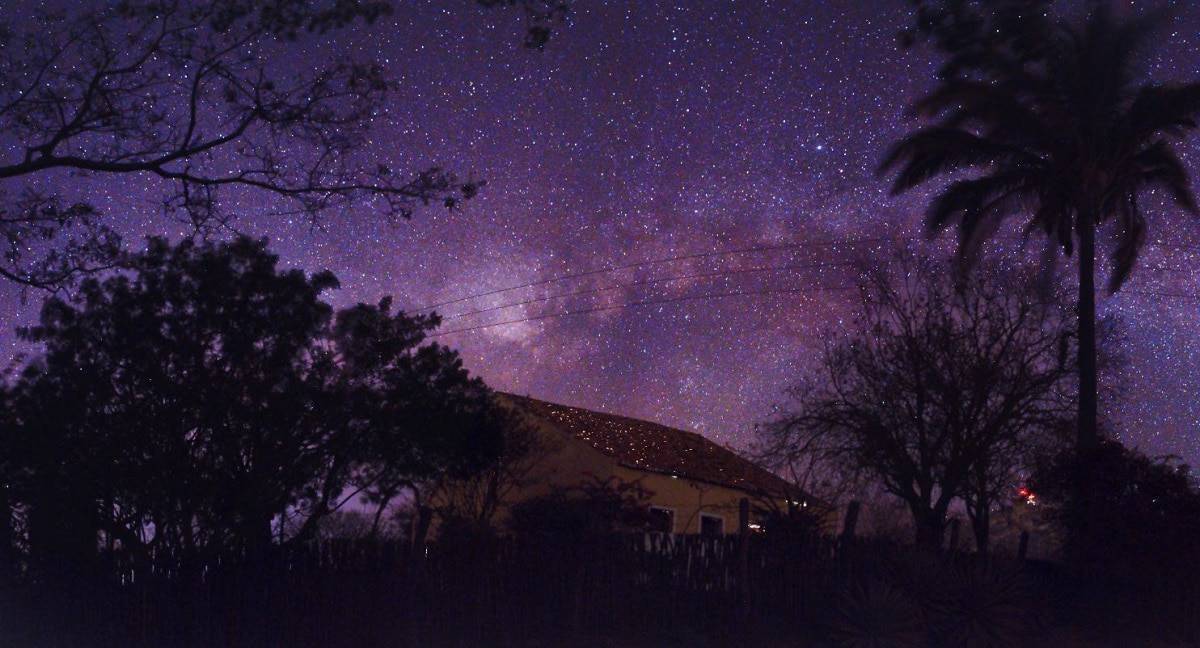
<box><xmin>504</xmin><ymin>394</ymin><xmax>797</xmax><ymax>498</ymax></box>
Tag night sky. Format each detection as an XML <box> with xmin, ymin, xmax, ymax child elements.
<box><xmin>3</xmin><ymin>1</ymin><xmax>1199</xmax><ymax>463</ymax></box>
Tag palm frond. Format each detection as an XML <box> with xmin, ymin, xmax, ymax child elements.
<box><xmin>888</xmin><ymin>0</ymin><xmax>1196</xmax><ymax>297</ymax></box>
<box><xmin>1125</xmin><ymin>84</ymin><xmax>1200</xmax><ymax>141</ymax></box>
<box><xmin>879</xmin><ymin>128</ymin><xmax>1031</xmax><ymax>195</ymax></box>
<box><xmin>957</xmin><ymin>183</ymin><xmax>1032</xmax><ymax>265</ymax></box>
<box><xmin>1135</xmin><ymin>141</ymin><xmax>1199</xmax><ymax>215</ymax></box>
<box><xmin>1108</xmin><ymin>193</ymin><xmax>1146</xmax><ymax>294</ymax></box>
<box><xmin>1024</xmin><ymin>191</ymin><xmax>1072</xmax><ymax>257</ymax></box>
<box><xmin>912</xmin><ymin>79</ymin><xmax>1056</xmax><ymax>151</ymax></box>
<box><xmin>925</xmin><ymin>173</ymin><xmax>1032</xmax><ymax>234</ymax></box>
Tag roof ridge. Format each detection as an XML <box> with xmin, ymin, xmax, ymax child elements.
<box><xmin>501</xmin><ymin>392</ymin><xmax>716</xmax><ymax>439</ymax></box>
<box><xmin>499</xmin><ymin>392</ymin><xmax>798</xmax><ymax>498</ymax></box>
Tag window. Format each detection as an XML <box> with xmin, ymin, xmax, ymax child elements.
<box><xmin>649</xmin><ymin>506</ymin><xmax>675</xmax><ymax>534</ymax></box>
<box><xmin>700</xmin><ymin>513</ymin><xmax>724</xmax><ymax>537</ymax></box>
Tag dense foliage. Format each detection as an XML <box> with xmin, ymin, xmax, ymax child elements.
<box><xmin>0</xmin><ymin>236</ymin><xmax>508</xmax><ymax>576</ymax></box>
<box><xmin>1031</xmin><ymin>440</ymin><xmax>1200</xmax><ymax>577</ymax></box>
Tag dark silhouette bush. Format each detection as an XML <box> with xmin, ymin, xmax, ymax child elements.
<box><xmin>828</xmin><ymin>578</ymin><xmax>925</xmax><ymax>648</ymax></box>
<box><xmin>1031</xmin><ymin>440</ymin><xmax>1200</xmax><ymax>579</ymax></box>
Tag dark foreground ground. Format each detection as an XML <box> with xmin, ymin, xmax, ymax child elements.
<box><xmin>3</xmin><ymin>535</ymin><xmax>1197</xmax><ymax>647</ymax></box>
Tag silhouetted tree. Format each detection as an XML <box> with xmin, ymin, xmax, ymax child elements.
<box><xmin>507</xmin><ymin>476</ymin><xmax>654</xmax><ymax>547</ymax></box>
<box><xmin>312</xmin><ymin>296</ymin><xmax>509</xmax><ymax>540</ymax></box>
<box><xmin>959</xmin><ymin>414</ymin><xmax>1069</xmax><ymax>554</ymax></box>
<box><xmin>429</xmin><ymin>406</ymin><xmax>553</xmax><ymax>529</ymax></box>
<box><xmin>761</xmin><ymin>254</ymin><xmax>1074</xmax><ymax>550</ymax></box>
<box><xmin>885</xmin><ymin>1</ymin><xmax>1200</xmax><ymax>457</ymax></box>
<box><xmin>0</xmin><ymin>0</ymin><xmax>567</xmax><ymax>289</ymax></box>
<box><xmin>0</xmin><ymin>386</ymin><xmax>17</xmax><ymax>578</ymax></box>
<box><xmin>313</xmin><ymin>510</ymin><xmax>402</xmax><ymax>541</ymax></box>
<box><xmin>1</xmin><ymin>236</ymin><xmax>506</xmax><ymax>575</ymax></box>
<box><xmin>1030</xmin><ymin>440</ymin><xmax>1200</xmax><ymax>579</ymax></box>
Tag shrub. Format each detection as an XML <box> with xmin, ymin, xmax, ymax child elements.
<box><xmin>827</xmin><ymin>578</ymin><xmax>925</xmax><ymax>648</ymax></box>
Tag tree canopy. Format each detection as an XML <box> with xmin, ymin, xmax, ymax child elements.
<box><xmin>0</xmin><ymin>236</ymin><xmax>508</xmax><ymax>574</ymax></box>
<box><xmin>0</xmin><ymin>0</ymin><xmax>568</xmax><ymax>288</ymax></box>
<box><xmin>885</xmin><ymin>0</ymin><xmax>1200</xmax><ymax>453</ymax></box>
<box><xmin>760</xmin><ymin>253</ymin><xmax>1075</xmax><ymax>550</ymax></box>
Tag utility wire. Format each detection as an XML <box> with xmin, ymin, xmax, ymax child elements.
<box><xmin>418</xmin><ymin>234</ymin><xmax>1200</xmax><ymax>335</ymax></box>
<box><xmin>431</xmin><ymin>282</ymin><xmax>1200</xmax><ymax>337</ymax></box>
<box><xmin>415</xmin><ymin>235</ymin><xmax>1200</xmax><ymax>315</ymax></box>
<box><xmin>437</xmin><ymin>255</ymin><xmax>1196</xmax><ymax>326</ymax></box>
<box><xmin>414</xmin><ymin>236</ymin><xmax>891</xmax><ymax>312</ymax></box>
<box><xmin>429</xmin><ymin>283</ymin><xmax>1200</xmax><ymax>338</ymax></box>
<box><xmin>429</xmin><ymin>284</ymin><xmax>858</xmax><ymax>337</ymax></box>
<box><xmin>440</xmin><ymin>260</ymin><xmax>859</xmax><ymax>321</ymax></box>
<box><xmin>1121</xmin><ymin>291</ymin><xmax>1200</xmax><ymax>302</ymax></box>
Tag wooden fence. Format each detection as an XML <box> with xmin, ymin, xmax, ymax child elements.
<box><xmin>8</xmin><ymin>524</ymin><xmax>1191</xmax><ymax>647</ymax></box>
<box><xmin>2</xmin><ymin>530</ymin><xmax>895</xmax><ymax>648</ymax></box>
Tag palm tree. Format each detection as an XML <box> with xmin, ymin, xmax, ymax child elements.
<box><xmin>881</xmin><ymin>3</ymin><xmax>1200</xmax><ymax>453</ymax></box>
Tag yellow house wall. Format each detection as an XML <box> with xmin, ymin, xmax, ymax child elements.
<box><xmin>611</xmin><ymin>466</ymin><xmax>766</xmax><ymax>535</ymax></box>
<box><xmin>499</xmin><ymin>411</ymin><xmax>777</xmax><ymax>535</ymax></box>
<box><xmin>432</xmin><ymin>401</ymin><xmax>832</xmax><ymax>536</ymax></box>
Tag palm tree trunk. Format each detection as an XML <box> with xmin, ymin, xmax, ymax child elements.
<box><xmin>0</xmin><ymin>485</ymin><xmax>13</xmax><ymax>579</ymax></box>
<box><xmin>1074</xmin><ymin>211</ymin><xmax>1100</xmax><ymax>566</ymax></box>
<box><xmin>1078</xmin><ymin>213</ymin><xmax>1099</xmax><ymax>450</ymax></box>
<box><xmin>912</xmin><ymin>505</ymin><xmax>947</xmax><ymax>551</ymax></box>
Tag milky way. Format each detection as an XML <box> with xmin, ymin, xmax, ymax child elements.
<box><xmin>3</xmin><ymin>1</ymin><xmax>1199</xmax><ymax>463</ymax></box>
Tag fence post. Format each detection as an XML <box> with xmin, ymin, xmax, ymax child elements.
<box><xmin>406</xmin><ymin>505</ymin><xmax>433</xmax><ymax>643</ymax></box>
<box><xmin>840</xmin><ymin>501</ymin><xmax>861</xmax><ymax>544</ymax></box>
<box><xmin>1017</xmin><ymin>530</ymin><xmax>1029</xmax><ymax>561</ymax></box>
<box><xmin>738</xmin><ymin>497</ymin><xmax>751</xmax><ymax>623</ymax></box>
<box><xmin>410</xmin><ymin>506</ymin><xmax>433</xmax><ymax>560</ymax></box>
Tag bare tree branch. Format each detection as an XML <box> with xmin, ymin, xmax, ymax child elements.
<box><xmin>759</xmin><ymin>249</ymin><xmax>1076</xmax><ymax>550</ymax></box>
<box><xmin>0</xmin><ymin>0</ymin><xmax>564</xmax><ymax>290</ymax></box>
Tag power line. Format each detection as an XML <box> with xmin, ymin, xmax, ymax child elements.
<box><xmin>417</xmin><ymin>234</ymin><xmax>1200</xmax><ymax>336</ymax></box>
<box><xmin>1121</xmin><ymin>291</ymin><xmax>1200</xmax><ymax>302</ymax></box>
<box><xmin>428</xmin><ymin>267</ymin><xmax>1200</xmax><ymax>337</ymax></box>
<box><xmin>415</xmin><ymin>235</ymin><xmax>1200</xmax><ymax>315</ymax></box>
<box><xmin>1146</xmin><ymin>242</ymin><xmax>1200</xmax><ymax>256</ymax></box>
<box><xmin>414</xmin><ymin>236</ymin><xmax>891</xmax><ymax>312</ymax></box>
<box><xmin>428</xmin><ymin>284</ymin><xmax>858</xmax><ymax>337</ymax></box>
<box><xmin>440</xmin><ymin>260</ymin><xmax>859</xmax><ymax>321</ymax></box>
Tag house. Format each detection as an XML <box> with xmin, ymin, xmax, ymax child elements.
<box><xmin>433</xmin><ymin>394</ymin><xmax>829</xmax><ymax>536</ymax></box>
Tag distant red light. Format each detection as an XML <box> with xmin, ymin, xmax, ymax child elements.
<box><xmin>1016</xmin><ymin>486</ymin><xmax>1037</xmax><ymax>505</ymax></box>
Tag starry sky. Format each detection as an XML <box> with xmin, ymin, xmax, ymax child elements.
<box><xmin>3</xmin><ymin>1</ymin><xmax>1200</xmax><ymax>463</ymax></box>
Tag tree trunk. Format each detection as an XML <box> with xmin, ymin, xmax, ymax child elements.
<box><xmin>1073</xmin><ymin>212</ymin><xmax>1100</xmax><ymax>567</ymax></box>
<box><xmin>0</xmin><ymin>485</ymin><xmax>13</xmax><ymax>578</ymax></box>
<box><xmin>1077</xmin><ymin>213</ymin><xmax>1099</xmax><ymax>451</ymax></box>
<box><xmin>913</xmin><ymin>508</ymin><xmax>946</xmax><ymax>551</ymax></box>
<box><xmin>28</xmin><ymin>492</ymin><xmax>96</xmax><ymax>572</ymax></box>
<box><xmin>969</xmin><ymin>504</ymin><xmax>990</xmax><ymax>555</ymax></box>
<box><xmin>244</xmin><ymin>513</ymin><xmax>275</xmax><ymax>558</ymax></box>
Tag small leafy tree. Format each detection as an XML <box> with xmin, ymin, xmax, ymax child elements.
<box><xmin>0</xmin><ymin>236</ymin><xmax>507</xmax><ymax>574</ymax></box>
<box><xmin>429</xmin><ymin>409</ymin><xmax>554</xmax><ymax>529</ymax></box>
<box><xmin>1031</xmin><ymin>440</ymin><xmax>1200</xmax><ymax>575</ymax></box>
<box><xmin>507</xmin><ymin>476</ymin><xmax>654</xmax><ymax>547</ymax></box>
